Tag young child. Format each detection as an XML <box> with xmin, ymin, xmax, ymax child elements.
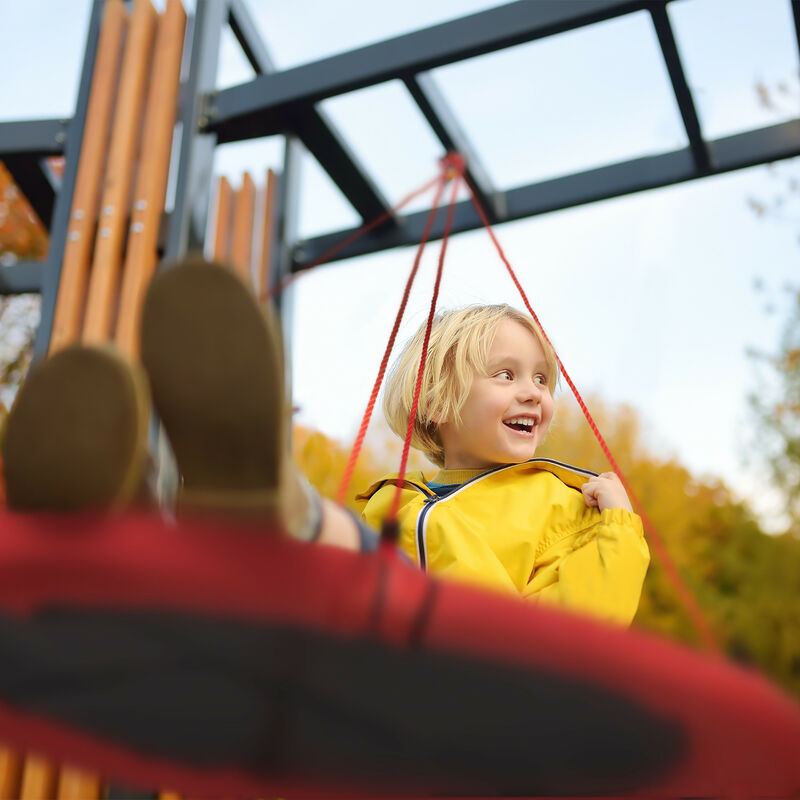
<box><xmin>358</xmin><ymin>305</ymin><xmax>649</xmax><ymax>626</ymax></box>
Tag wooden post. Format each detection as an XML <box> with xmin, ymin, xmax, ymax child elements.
<box><xmin>0</xmin><ymin>747</ymin><xmax>22</xmax><ymax>800</ymax></box>
<box><xmin>229</xmin><ymin>171</ymin><xmax>256</xmax><ymax>287</ymax></box>
<box><xmin>18</xmin><ymin>756</ymin><xmax>57</xmax><ymax>800</ymax></box>
<box><xmin>115</xmin><ymin>0</ymin><xmax>187</xmax><ymax>357</ymax></box>
<box><xmin>257</xmin><ymin>168</ymin><xmax>278</xmax><ymax>301</ymax></box>
<box><xmin>56</xmin><ymin>767</ymin><xmax>102</xmax><ymax>800</ymax></box>
<box><xmin>211</xmin><ymin>175</ymin><xmax>234</xmax><ymax>261</ymax></box>
<box><xmin>49</xmin><ymin>0</ymin><xmax>128</xmax><ymax>353</ymax></box>
<box><xmin>82</xmin><ymin>0</ymin><xmax>158</xmax><ymax>343</ymax></box>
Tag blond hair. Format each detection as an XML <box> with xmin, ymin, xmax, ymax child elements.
<box><xmin>383</xmin><ymin>305</ymin><xmax>558</xmax><ymax>467</ymax></box>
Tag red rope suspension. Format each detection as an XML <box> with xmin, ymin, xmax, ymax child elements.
<box><xmin>263</xmin><ymin>149</ymin><xmax>719</xmax><ymax>654</ymax></box>
<box><xmin>389</xmin><ymin>161</ymin><xmax>464</xmax><ymax>525</ymax></box>
<box><xmin>463</xmin><ymin>177</ymin><xmax>720</xmax><ymax>655</ymax></box>
<box><xmin>262</xmin><ymin>172</ymin><xmax>445</xmax><ymax>303</ymax></box>
<box><xmin>335</xmin><ymin>167</ymin><xmax>451</xmax><ymax>506</ymax></box>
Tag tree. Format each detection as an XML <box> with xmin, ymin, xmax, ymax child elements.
<box><xmin>540</xmin><ymin>395</ymin><xmax>800</xmax><ymax>698</ymax></box>
<box><xmin>748</xmin><ymin>285</ymin><xmax>800</xmax><ymax>530</ymax></box>
<box><xmin>744</xmin><ymin>77</ymin><xmax>800</xmax><ymax>532</ymax></box>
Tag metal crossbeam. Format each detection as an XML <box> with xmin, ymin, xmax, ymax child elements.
<box><xmin>0</xmin><ymin>119</ymin><xmax>66</xmax><ymax>156</ymax></box>
<box><xmin>165</xmin><ymin>0</ymin><xmax>228</xmax><ymax>259</ymax></box>
<box><xmin>0</xmin><ymin>262</ymin><xmax>44</xmax><ymax>295</ymax></box>
<box><xmin>649</xmin><ymin>5</ymin><xmax>710</xmax><ymax>173</ymax></box>
<box><xmin>294</xmin><ymin>119</ymin><xmax>800</xmax><ymax>270</ymax></box>
<box><xmin>208</xmin><ymin>0</ymin><xmax>652</xmax><ymax>142</ymax></box>
<box><xmin>404</xmin><ymin>73</ymin><xmax>505</xmax><ymax>221</ymax></box>
<box><xmin>226</xmin><ymin>0</ymin><xmax>392</xmax><ymax>224</ymax></box>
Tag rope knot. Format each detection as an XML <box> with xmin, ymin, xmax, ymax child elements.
<box><xmin>440</xmin><ymin>152</ymin><xmax>466</xmax><ymax>181</ymax></box>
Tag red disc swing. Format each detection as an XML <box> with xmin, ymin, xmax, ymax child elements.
<box><xmin>0</xmin><ymin>155</ymin><xmax>796</xmax><ymax>799</ymax></box>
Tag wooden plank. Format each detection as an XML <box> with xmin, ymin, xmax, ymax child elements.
<box><xmin>211</xmin><ymin>175</ymin><xmax>233</xmax><ymax>261</ymax></box>
<box><xmin>229</xmin><ymin>171</ymin><xmax>256</xmax><ymax>286</ymax></box>
<box><xmin>49</xmin><ymin>0</ymin><xmax>128</xmax><ymax>353</ymax></box>
<box><xmin>83</xmin><ymin>0</ymin><xmax>158</xmax><ymax>344</ymax></box>
<box><xmin>0</xmin><ymin>747</ymin><xmax>22</xmax><ymax>800</ymax></box>
<box><xmin>56</xmin><ymin>768</ymin><xmax>101</xmax><ymax>800</ymax></box>
<box><xmin>256</xmin><ymin>168</ymin><xmax>277</xmax><ymax>300</ymax></box>
<box><xmin>18</xmin><ymin>756</ymin><xmax>57</xmax><ymax>800</ymax></box>
<box><xmin>115</xmin><ymin>0</ymin><xmax>187</xmax><ymax>357</ymax></box>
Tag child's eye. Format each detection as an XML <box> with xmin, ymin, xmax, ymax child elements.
<box><xmin>534</xmin><ymin>374</ymin><xmax>548</xmax><ymax>386</ymax></box>
<box><xmin>496</xmin><ymin>369</ymin><xmax>513</xmax><ymax>380</ymax></box>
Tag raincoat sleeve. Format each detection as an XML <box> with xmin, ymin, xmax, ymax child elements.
<box><xmin>523</xmin><ymin>508</ymin><xmax>650</xmax><ymax>626</ymax></box>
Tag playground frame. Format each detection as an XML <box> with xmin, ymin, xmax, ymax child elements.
<box><xmin>0</xmin><ymin>0</ymin><xmax>798</xmax><ymax>357</ymax></box>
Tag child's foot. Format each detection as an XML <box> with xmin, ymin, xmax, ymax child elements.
<box><xmin>1</xmin><ymin>345</ymin><xmax>150</xmax><ymax>511</ymax></box>
<box><xmin>140</xmin><ymin>258</ymin><xmax>319</xmax><ymax>539</ymax></box>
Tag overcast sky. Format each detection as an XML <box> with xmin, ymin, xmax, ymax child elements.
<box><xmin>2</xmin><ymin>0</ymin><xmax>799</xmax><ymax>529</ymax></box>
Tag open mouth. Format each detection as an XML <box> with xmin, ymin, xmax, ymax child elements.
<box><xmin>503</xmin><ymin>417</ymin><xmax>537</xmax><ymax>434</ymax></box>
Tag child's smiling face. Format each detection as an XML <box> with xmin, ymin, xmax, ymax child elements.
<box><xmin>438</xmin><ymin>319</ymin><xmax>554</xmax><ymax>470</ymax></box>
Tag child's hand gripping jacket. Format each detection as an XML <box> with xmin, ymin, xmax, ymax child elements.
<box><xmin>357</xmin><ymin>459</ymin><xmax>650</xmax><ymax>626</ymax></box>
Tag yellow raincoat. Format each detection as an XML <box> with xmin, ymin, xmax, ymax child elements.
<box><xmin>358</xmin><ymin>459</ymin><xmax>649</xmax><ymax>626</ymax></box>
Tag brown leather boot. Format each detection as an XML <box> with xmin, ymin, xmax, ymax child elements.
<box><xmin>1</xmin><ymin>345</ymin><xmax>151</xmax><ymax>511</ymax></box>
<box><xmin>140</xmin><ymin>257</ymin><xmax>320</xmax><ymax>539</ymax></box>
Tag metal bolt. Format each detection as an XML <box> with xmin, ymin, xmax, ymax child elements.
<box><xmin>134</xmin><ymin>199</ymin><xmax>147</xmax><ymax>211</ymax></box>
<box><xmin>55</xmin><ymin>131</ymin><xmax>66</xmax><ymax>145</ymax></box>
<box><xmin>68</xmin><ymin>231</ymin><xmax>79</xmax><ymax>241</ymax></box>
<box><xmin>103</xmin><ymin>205</ymin><xmax>114</xmax><ymax>215</ymax></box>
<box><xmin>131</xmin><ymin>222</ymin><xmax>144</xmax><ymax>233</ymax></box>
<box><xmin>73</xmin><ymin>209</ymin><xmax>84</xmax><ymax>220</ymax></box>
<box><xmin>99</xmin><ymin>227</ymin><xmax>111</xmax><ymax>238</ymax></box>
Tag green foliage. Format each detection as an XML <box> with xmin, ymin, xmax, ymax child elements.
<box><xmin>749</xmin><ymin>286</ymin><xmax>800</xmax><ymax>529</ymax></box>
<box><xmin>541</xmin><ymin>395</ymin><xmax>800</xmax><ymax>698</ymax></box>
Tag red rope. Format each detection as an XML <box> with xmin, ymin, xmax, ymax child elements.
<box><xmin>262</xmin><ymin>172</ymin><xmax>444</xmax><ymax>303</ymax></box>
<box><xmin>463</xmin><ymin>178</ymin><xmax>720</xmax><ymax>655</ymax></box>
<box><xmin>390</xmin><ymin>167</ymin><xmax>464</xmax><ymax>523</ymax></box>
<box><xmin>335</xmin><ymin>169</ymin><xmax>450</xmax><ymax>506</ymax></box>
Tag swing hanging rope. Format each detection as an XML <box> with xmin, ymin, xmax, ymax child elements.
<box><xmin>268</xmin><ymin>152</ymin><xmax>719</xmax><ymax>655</ymax></box>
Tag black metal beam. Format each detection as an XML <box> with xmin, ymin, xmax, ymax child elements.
<box><xmin>708</xmin><ymin>118</ymin><xmax>800</xmax><ymax>172</ymax></box>
<box><xmin>0</xmin><ymin>119</ymin><xmax>67</xmax><ymax>156</ymax></box>
<box><xmin>209</xmin><ymin>0</ymin><xmax>652</xmax><ymax>143</ymax></box>
<box><xmin>1</xmin><ymin>156</ymin><xmax>56</xmax><ymax>228</ymax></box>
<box><xmin>165</xmin><ymin>0</ymin><xmax>229</xmax><ymax>259</ymax></box>
<box><xmin>792</xmin><ymin>0</ymin><xmax>800</xmax><ymax>65</ymax></box>
<box><xmin>0</xmin><ymin>262</ymin><xmax>44</xmax><ymax>295</ymax></box>
<box><xmin>403</xmin><ymin>72</ymin><xmax>504</xmax><ymax>221</ymax></box>
<box><xmin>227</xmin><ymin>0</ymin><xmax>272</xmax><ymax>75</ymax></box>
<box><xmin>294</xmin><ymin>119</ymin><xmax>800</xmax><ymax>270</ymax></box>
<box><xmin>649</xmin><ymin>4</ymin><xmax>710</xmax><ymax>174</ymax></box>
<box><xmin>225</xmin><ymin>0</ymin><xmax>392</xmax><ymax>224</ymax></box>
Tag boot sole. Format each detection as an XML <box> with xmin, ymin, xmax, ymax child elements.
<box><xmin>140</xmin><ymin>259</ymin><xmax>284</xmax><ymax>506</ymax></box>
<box><xmin>2</xmin><ymin>346</ymin><xmax>149</xmax><ymax>511</ymax></box>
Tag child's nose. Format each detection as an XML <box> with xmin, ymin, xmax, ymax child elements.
<box><xmin>517</xmin><ymin>379</ymin><xmax>542</xmax><ymax>402</ymax></box>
